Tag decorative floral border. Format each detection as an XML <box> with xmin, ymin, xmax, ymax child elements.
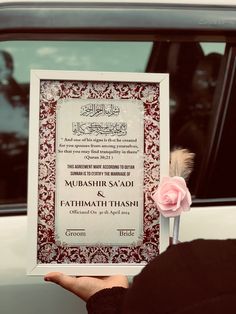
<box><xmin>37</xmin><ymin>80</ymin><xmax>160</xmax><ymax>264</ymax></box>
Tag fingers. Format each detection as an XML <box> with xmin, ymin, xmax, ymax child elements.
<box><xmin>44</xmin><ymin>272</ymin><xmax>78</xmax><ymax>294</ymax></box>
<box><xmin>44</xmin><ymin>273</ymin><xmax>107</xmax><ymax>301</ymax></box>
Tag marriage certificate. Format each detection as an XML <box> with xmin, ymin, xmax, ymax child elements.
<box><xmin>27</xmin><ymin>70</ymin><xmax>169</xmax><ymax>275</ymax></box>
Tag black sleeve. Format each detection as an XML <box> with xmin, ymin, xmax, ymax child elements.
<box><xmin>122</xmin><ymin>239</ymin><xmax>236</xmax><ymax>314</ymax></box>
<box><xmin>86</xmin><ymin>287</ymin><xmax>127</xmax><ymax>314</ymax></box>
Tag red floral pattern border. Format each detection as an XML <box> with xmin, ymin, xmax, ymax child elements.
<box><xmin>37</xmin><ymin>80</ymin><xmax>160</xmax><ymax>264</ymax></box>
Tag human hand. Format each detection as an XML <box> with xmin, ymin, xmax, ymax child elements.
<box><xmin>44</xmin><ymin>273</ymin><xmax>129</xmax><ymax>302</ymax></box>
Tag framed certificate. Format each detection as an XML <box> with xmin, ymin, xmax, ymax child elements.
<box><xmin>27</xmin><ymin>70</ymin><xmax>169</xmax><ymax>276</ymax></box>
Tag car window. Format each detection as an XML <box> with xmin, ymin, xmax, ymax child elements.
<box><xmin>0</xmin><ymin>39</ymin><xmax>231</xmax><ymax>209</ymax></box>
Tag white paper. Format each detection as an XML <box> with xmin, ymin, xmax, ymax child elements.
<box><xmin>55</xmin><ymin>98</ymin><xmax>144</xmax><ymax>246</ymax></box>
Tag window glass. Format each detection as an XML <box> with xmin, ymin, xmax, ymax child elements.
<box><xmin>0</xmin><ymin>39</ymin><xmax>229</xmax><ymax>207</ymax></box>
<box><xmin>0</xmin><ymin>41</ymin><xmax>153</xmax><ymax>205</ymax></box>
<box><xmin>169</xmin><ymin>42</ymin><xmax>226</xmax><ymax>198</ymax></box>
<box><xmin>2</xmin><ymin>41</ymin><xmax>153</xmax><ymax>83</ymax></box>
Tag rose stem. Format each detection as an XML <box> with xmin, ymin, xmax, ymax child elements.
<box><xmin>172</xmin><ymin>215</ymin><xmax>180</xmax><ymax>245</ymax></box>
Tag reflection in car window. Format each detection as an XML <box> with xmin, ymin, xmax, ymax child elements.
<box><xmin>170</xmin><ymin>45</ymin><xmax>224</xmax><ymax>196</ymax></box>
<box><xmin>0</xmin><ymin>41</ymin><xmax>153</xmax><ymax>205</ymax></box>
<box><xmin>146</xmin><ymin>41</ymin><xmax>226</xmax><ymax>199</ymax></box>
<box><xmin>0</xmin><ymin>50</ymin><xmax>28</xmax><ymax>205</ymax></box>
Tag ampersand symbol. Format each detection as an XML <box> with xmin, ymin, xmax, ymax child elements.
<box><xmin>97</xmin><ymin>191</ymin><xmax>105</xmax><ymax>198</ymax></box>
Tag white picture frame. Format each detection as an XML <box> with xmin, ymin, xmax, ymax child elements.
<box><xmin>27</xmin><ymin>70</ymin><xmax>169</xmax><ymax>276</ymax></box>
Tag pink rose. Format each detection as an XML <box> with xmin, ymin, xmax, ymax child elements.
<box><xmin>152</xmin><ymin>176</ymin><xmax>192</xmax><ymax>217</ymax></box>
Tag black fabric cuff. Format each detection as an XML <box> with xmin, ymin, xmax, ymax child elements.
<box><xmin>86</xmin><ymin>287</ymin><xmax>127</xmax><ymax>314</ymax></box>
